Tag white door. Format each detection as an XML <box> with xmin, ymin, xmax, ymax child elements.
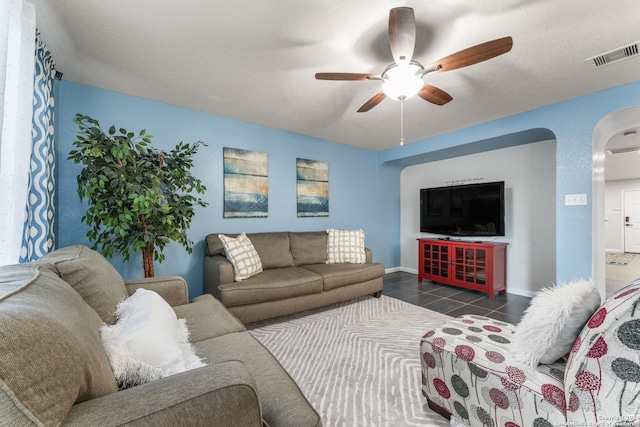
<box><xmin>624</xmin><ymin>189</ymin><xmax>640</xmax><ymax>253</ymax></box>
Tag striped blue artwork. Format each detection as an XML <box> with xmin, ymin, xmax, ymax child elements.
<box><xmin>297</xmin><ymin>158</ymin><xmax>328</xmax><ymax>217</ymax></box>
<box><xmin>20</xmin><ymin>34</ymin><xmax>56</xmax><ymax>262</ymax></box>
<box><xmin>223</xmin><ymin>147</ymin><xmax>268</xmax><ymax>218</ymax></box>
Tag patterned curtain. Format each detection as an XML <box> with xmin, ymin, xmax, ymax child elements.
<box><xmin>19</xmin><ymin>34</ymin><xmax>56</xmax><ymax>262</ymax></box>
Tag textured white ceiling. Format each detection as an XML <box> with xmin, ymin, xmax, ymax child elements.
<box><xmin>605</xmin><ymin>129</ymin><xmax>640</xmax><ymax>181</ymax></box>
<box><xmin>32</xmin><ymin>0</ymin><xmax>640</xmax><ymax>161</ymax></box>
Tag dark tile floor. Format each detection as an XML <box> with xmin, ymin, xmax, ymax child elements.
<box><xmin>383</xmin><ymin>271</ymin><xmax>531</xmax><ymax>325</ymax></box>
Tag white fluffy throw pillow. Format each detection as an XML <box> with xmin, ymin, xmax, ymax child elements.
<box><xmin>218</xmin><ymin>232</ymin><xmax>263</xmax><ymax>281</ymax></box>
<box><xmin>101</xmin><ymin>288</ymin><xmax>205</xmax><ymax>388</ymax></box>
<box><xmin>326</xmin><ymin>228</ymin><xmax>366</xmax><ymax>264</ymax></box>
<box><xmin>511</xmin><ymin>279</ymin><xmax>601</xmax><ymax>369</ymax></box>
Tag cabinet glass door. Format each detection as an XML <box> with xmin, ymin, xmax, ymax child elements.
<box><xmin>431</xmin><ymin>245</ymin><xmax>449</xmax><ymax>278</ymax></box>
<box><xmin>475</xmin><ymin>248</ymin><xmax>487</xmax><ymax>285</ymax></box>
<box><xmin>422</xmin><ymin>244</ymin><xmax>432</xmax><ymax>275</ymax></box>
<box><xmin>453</xmin><ymin>247</ymin><xmax>486</xmax><ymax>285</ymax></box>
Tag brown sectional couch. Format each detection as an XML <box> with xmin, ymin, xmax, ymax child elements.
<box><xmin>0</xmin><ymin>245</ymin><xmax>321</xmax><ymax>426</ymax></box>
<box><xmin>204</xmin><ymin>231</ymin><xmax>385</xmax><ymax>324</ymax></box>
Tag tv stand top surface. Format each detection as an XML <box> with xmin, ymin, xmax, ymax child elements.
<box><xmin>417</xmin><ymin>237</ymin><xmax>508</xmax><ymax>248</ymax></box>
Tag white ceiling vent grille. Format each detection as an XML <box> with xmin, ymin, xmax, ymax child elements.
<box><xmin>587</xmin><ymin>41</ymin><xmax>640</xmax><ymax>69</ymax></box>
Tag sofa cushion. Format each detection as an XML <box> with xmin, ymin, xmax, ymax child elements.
<box><xmin>247</xmin><ymin>232</ymin><xmax>295</xmax><ymax>269</ymax></box>
<box><xmin>218</xmin><ymin>267</ymin><xmax>323</xmax><ymax>307</ymax></box>
<box><xmin>101</xmin><ymin>289</ymin><xmax>205</xmax><ymax>388</ymax></box>
<box><xmin>0</xmin><ymin>264</ymin><xmax>117</xmax><ymax>426</ymax></box>
<box><xmin>36</xmin><ymin>245</ymin><xmax>128</xmax><ymax>324</ymax></box>
<box><xmin>290</xmin><ymin>231</ymin><xmax>328</xmax><ymax>266</ymax></box>
<box><xmin>326</xmin><ymin>228</ymin><xmax>366</xmax><ymax>264</ymax></box>
<box><xmin>173</xmin><ymin>294</ymin><xmax>246</xmax><ymax>342</ymax></box>
<box><xmin>302</xmin><ymin>262</ymin><xmax>385</xmax><ymax>291</ymax></box>
<box><xmin>206</xmin><ymin>233</ymin><xmax>228</xmax><ymax>256</ymax></box>
<box><xmin>219</xmin><ymin>232</ymin><xmax>264</xmax><ymax>281</ymax></box>
<box><xmin>206</xmin><ymin>232</ymin><xmax>295</xmax><ymax>269</ymax></box>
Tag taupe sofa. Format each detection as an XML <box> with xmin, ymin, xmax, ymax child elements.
<box><xmin>204</xmin><ymin>231</ymin><xmax>385</xmax><ymax>324</ymax></box>
<box><xmin>0</xmin><ymin>245</ymin><xmax>321</xmax><ymax>427</ymax></box>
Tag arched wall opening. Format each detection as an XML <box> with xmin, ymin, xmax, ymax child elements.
<box><xmin>383</xmin><ymin>128</ymin><xmax>558</xmax><ymax>297</ymax></box>
<box><xmin>592</xmin><ymin>105</ymin><xmax>640</xmax><ymax>299</ymax></box>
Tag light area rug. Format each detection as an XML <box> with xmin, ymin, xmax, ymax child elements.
<box><xmin>606</xmin><ymin>252</ymin><xmax>635</xmax><ymax>265</ymax></box>
<box><xmin>247</xmin><ymin>295</ymin><xmax>453</xmax><ymax>427</ymax></box>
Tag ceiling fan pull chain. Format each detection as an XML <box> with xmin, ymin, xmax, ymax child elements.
<box><xmin>400</xmin><ymin>97</ymin><xmax>405</xmax><ymax>145</ymax></box>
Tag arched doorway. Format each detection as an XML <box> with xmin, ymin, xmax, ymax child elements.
<box><xmin>592</xmin><ymin>105</ymin><xmax>640</xmax><ymax>299</ymax></box>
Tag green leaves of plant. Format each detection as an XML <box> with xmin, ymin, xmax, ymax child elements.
<box><xmin>68</xmin><ymin>113</ymin><xmax>208</xmax><ymax>268</ymax></box>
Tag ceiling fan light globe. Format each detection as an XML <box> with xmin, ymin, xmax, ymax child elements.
<box><xmin>382</xmin><ymin>75</ymin><xmax>423</xmax><ymax>100</ymax></box>
<box><xmin>381</xmin><ymin>64</ymin><xmax>424</xmax><ymax>100</ymax></box>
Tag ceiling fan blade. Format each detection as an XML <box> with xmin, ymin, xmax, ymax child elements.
<box><xmin>357</xmin><ymin>91</ymin><xmax>386</xmax><ymax>112</ymax></box>
<box><xmin>428</xmin><ymin>36</ymin><xmax>513</xmax><ymax>73</ymax></box>
<box><xmin>315</xmin><ymin>73</ymin><xmax>380</xmax><ymax>81</ymax></box>
<box><xmin>418</xmin><ymin>84</ymin><xmax>453</xmax><ymax>106</ymax></box>
<box><xmin>388</xmin><ymin>7</ymin><xmax>416</xmax><ymax>65</ymax></box>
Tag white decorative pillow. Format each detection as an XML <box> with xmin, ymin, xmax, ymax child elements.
<box><xmin>511</xmin><ymin>279</ymin><xmax>601</xmax><ymax>369</ymax></box>
<box><xmin>326</xmin><ymin>228</ymin><xmax>366</xmax><ymax>264</ymax></box>
<box><xmin>100</xmin><ymin>288</ymin><xmax>205</xmax><ymax>389</ymax></box>
<box><xmin>218</xmin><ymin>232</ymin><xmax>263</xmax><ymax>281</ymax></box>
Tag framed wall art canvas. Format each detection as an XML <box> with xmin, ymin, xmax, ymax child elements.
<box><xmin>296</xmin><ymin>158</ymin><xmax>328</xmax><ymax>217</ymax></box>
<box><xmin>223</xmin><ymin>147</ymin><xmax>268</xmax><ymax>218</ymax></box>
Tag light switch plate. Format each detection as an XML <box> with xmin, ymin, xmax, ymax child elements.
<box><xmin>565</xmin><ymin>194</ymin><xmax>587</xmax><ymax>206</ymax></box>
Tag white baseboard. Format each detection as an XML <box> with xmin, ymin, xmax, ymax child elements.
<box><xmin>505</xmin><ymin>287</ymin><xmax>536</xmax><ymax>298</ymax></box>
<box><xmin>384</xmin><ymin>266</ymin><xmax>419</xmax><ymax>275</ymax></box>
<box><xmin>606</xmin><ymin>248</ymin><xmax>624</xmax><ymax>253</ymax></box>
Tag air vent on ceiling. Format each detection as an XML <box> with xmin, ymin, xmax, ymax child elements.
<box><xmin>587</xmin><ymin>41</ymin><xmax>640</xmax><ymax>69</ymax></box>
<box><xmin>607</xmin><ymin>146</ymin><xmax>640</xmax><ymax>155</ymax></box>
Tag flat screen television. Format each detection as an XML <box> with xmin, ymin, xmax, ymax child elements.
<box><xmin>420</xmin><ymin>181</ymin><xmax>505</xmax><ymax>237</ymax></box>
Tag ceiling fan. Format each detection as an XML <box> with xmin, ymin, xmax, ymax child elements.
<box><xmin>315</xmin><ymin>7</ymin><xmax>513</xmax><ymax>113</ymax></box>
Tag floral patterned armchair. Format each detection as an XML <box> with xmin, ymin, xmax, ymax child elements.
<box><xmin>420</xmin><ymin>278</ymin><xmax>640</xmax><ymax>427</ymax></box>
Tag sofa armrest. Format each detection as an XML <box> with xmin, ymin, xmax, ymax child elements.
<box><xmin>203</xmin><ymin>255</ymin><xmax>234</xmax><ymax>299</ymax></box>
<box><xmin>365</xmin><ymin>248</ymin><xmax>373</xmax><ymax>263</ymax></box>
<box><xmin>124</xmin><ymin>276</ymin><xmax>189</xmax><ymax>307</ymax></box>
<box><xmin>421</xmin><ymin>315</ymin><xmax>567</xmax><ymax>426</ymax></box>
<box><xmin>62</xmin><ymin>361</ymin><xmax>262</xmax><ymax>427</ymax></box>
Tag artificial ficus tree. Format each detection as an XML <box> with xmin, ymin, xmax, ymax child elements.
<box><xmin>68</xmin><ymin>113</ymin><xmax>208</xmax><ymax>277</ymax></box>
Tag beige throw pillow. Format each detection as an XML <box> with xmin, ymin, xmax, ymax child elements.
<box><xmin>218</xmin><ymin>232</ymin><xmax>263</xmax><ymax>281</ymax></box>
<box><xmin>326</xmin><ymin>228</ymin><xmax>366</xmax><ymax>264</ymax></box>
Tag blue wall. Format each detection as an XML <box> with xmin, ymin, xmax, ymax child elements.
<box><xmin>55</xmin><ymin>80</ymin><xmax>640</xmax><ymax>296</ymax></box>
<box><xmin>56</xmin><ymin>81</ymin><xmax>386</xmax><ymax>297</ymax></box>
<box><xmin>378</xmin><ymin>81</ymin><xmax>640</xmax><ymax>283</ymax></box>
